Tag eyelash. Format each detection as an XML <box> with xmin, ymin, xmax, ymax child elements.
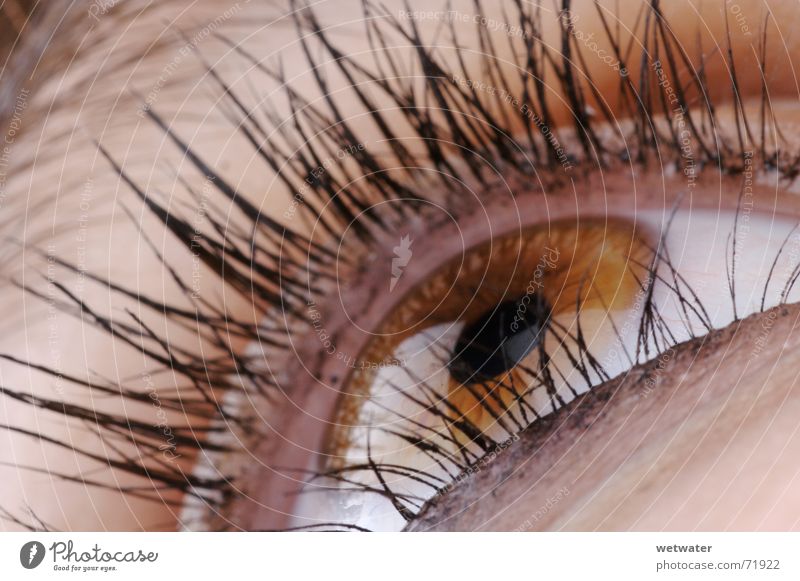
<box><xmin>5</xmin><ymin>0</ymin><xmax>796</xmax><ymax>532</ymax></box>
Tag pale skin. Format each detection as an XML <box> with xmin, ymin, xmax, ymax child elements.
<box><xmin>1</xmin><ymin>0</ymin><xmax>800</xmax><ymax>531</ymax></box>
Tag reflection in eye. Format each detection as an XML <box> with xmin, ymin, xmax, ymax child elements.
<box><xmin>448</xmin><ymin>291</ymin><xmax>551</xmax><ymax>385</ymax></box>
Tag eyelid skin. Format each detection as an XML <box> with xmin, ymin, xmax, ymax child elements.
<box><xmin>406</xmin><ymin>302</ymin><xmax>800</xmax><ymax>531</ymax></box>
<box><xmin>231</xmin><ymin>168</ymin><xmax>800</xmax><ymax>531</ymax></box>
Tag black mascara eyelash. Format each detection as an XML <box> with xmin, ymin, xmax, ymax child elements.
<box><xmin>2</xmin><ymin>0</ymin><xmax>797</xmax><ymax>532</ymax></box>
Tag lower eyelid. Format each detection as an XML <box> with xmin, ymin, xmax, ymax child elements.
<box><xmin>406</xmin><ymin>303</ymin><xmax>800</xmax><ymax>531</ymax></box>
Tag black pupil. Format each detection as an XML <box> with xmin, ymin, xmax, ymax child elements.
<box><xmin>449</xmin><ymin>293</ymin><xmax>550</xmax><ymax>385</ymax></box>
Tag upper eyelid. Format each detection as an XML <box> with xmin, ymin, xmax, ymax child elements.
<box><xmin>405</xmin><ymin>302</ymin><xmax>800</xmax><ymax>531</ymax></box>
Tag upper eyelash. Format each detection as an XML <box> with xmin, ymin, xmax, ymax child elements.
<box><xmin>2</xmin><ymin>0</ymin><xmax>795</xmax><ymax>531</ymax></box>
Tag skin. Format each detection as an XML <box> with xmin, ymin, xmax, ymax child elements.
<box><xmin>2</xmin><ymin>0</ymin><xmax>800</xmax><ymax>531</ymax></box>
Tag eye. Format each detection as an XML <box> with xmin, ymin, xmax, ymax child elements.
<box><xmin>307</xmin><ymin>219</ymin><xmax>652</xmax><ymax>528</ymax></box>
<box><xmin>335</xmin><ymin>219</ymin><xmax>650</xmax><ymax>428</ymax></box>
<box><xmin>273</xmin><ymin>192</ymin><xmax>800</xmax><ymax>531</ymax></box>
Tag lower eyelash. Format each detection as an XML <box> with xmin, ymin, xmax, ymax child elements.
<box><xmin>3</xmin><ymin>1</ymin><xmax>797</xmax><ymax>531</ymax></box>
